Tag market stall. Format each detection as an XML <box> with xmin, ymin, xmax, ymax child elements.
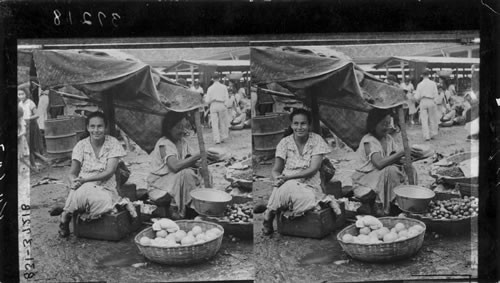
<box><xmin>372</xmin><ymin>56</ymin><xmax>480</xmax><ymax>94</ymax></box>
<box><xmin>163</xmin><ymin>59</ymin><xmax>250</xmax><ymax>92</ymax></box>
<box><xmin>251</xmin><ymin>47</ymin><xmax>478</xmax><ymax>264</ymax></box>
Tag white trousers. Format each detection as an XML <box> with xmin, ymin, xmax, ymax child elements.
<box><xmin>210</xmin><ymin>102</ymin><xmax>229</xmax><ymax>143</ymax></box>
<box><xmin>419</xmin><ymin>98</ymin><xmax>439</xmax><ymax>140</ymax></box>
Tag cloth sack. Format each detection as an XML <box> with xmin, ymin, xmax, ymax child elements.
<box><xmin>116</xmin><ymin>160</ymin><xmax>131</xmax><ymax>186</ymax></box>
<box><xmin>320</xmin><ymin>158</ymin><xmax>336</xmax><ymax>183</ymax></box>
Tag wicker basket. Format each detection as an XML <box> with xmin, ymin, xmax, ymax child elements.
<box><xmin>336</xmin><ymin>217</ymin><xmax>426</xmax><ymax>262</ymax></box>
<box><xmin>134</xmin><ymin>220</ymin><xmax>224</xmax><ymax>265</ymax></box>
<box><xmin>407</xmin><ymin>213</ymin><xmax>477</xmax><ymax>236</ymax></box>
<box><xmin>430</xmin><ymin>152</ymin><xmax>479</xmax><ymax>185</ymax></box>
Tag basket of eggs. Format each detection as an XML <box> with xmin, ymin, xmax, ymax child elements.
<box><xmin>337</xmin><ymin>216</ymin><xmax>426</xmax><ymax>262</ymax></box>
<box><xmin>135</xmin><ymin>219</ymin><xmax>224</xmax><ymax>265</ymax></box>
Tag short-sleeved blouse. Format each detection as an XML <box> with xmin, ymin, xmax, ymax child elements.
<box><xmin>355</xmin><ymin>133</ymin><xmax>398</xmax><ymax>174</ymax></box>
<box><xmin>149</xmin><ymin>137</ymin><xmax>192</xmax><ymax>176</ymax></box>
<box><xmin>275</xmin><ymin>132</ymin><xmax>331</xmax><ymax>188</ymax></box>
<box><xmin>19</xmin><ymin>99</ymin><xmax>36</xmax><ymax>119</ymax></box>
<box><xmin>71</xmin><ymin>135</ymin><xmax>126</xmax><ymax>190</ymax></box>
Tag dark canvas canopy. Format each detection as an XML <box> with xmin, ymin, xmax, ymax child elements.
<box><xmin>251</xmin><ymin>47</ymin><xmax>406</xmax><ymax>150</ymax></box>
<box><xmin>33</xmin><ymin>49</ymin><xmax>203</xmax><ymax>153</ymax></box>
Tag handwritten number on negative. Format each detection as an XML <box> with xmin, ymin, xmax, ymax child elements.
<box><xmin>112</xmin><ymin>13</ymin><xmax>120</xmax><ymax>27</ymax></box>
<box><xmin>98</xmin><ymin>11</ymin><xmax>106</xmax><ymax>27</ymax></box>
<box><xmin>83</xmin><ymin>12</ymin><xmax>92</xmax><ymax>25</ymax></box>
<box><xmin>54</xmin><ymin>9</ymin><xmax>62</xmax><ymax>26</ymax></box>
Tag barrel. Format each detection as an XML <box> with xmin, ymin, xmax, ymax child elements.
<box><xmin>44</xmin><ymin>117</ymin><xmax>77</xmax><ymax>159</ymax></box>
<box><xmin>252</xmin><ymin>112</ymin><xmax>290</xmax><ymax>159</ymax></box>
<box><xmin>72</xmin><ymin>115</ymin><xmax>87</xmax><ymax>141</ymax></box>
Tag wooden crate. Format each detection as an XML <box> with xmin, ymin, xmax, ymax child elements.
<box><xmin>73</xmin><ymin>206</ymin><xmax>142</xmax><ymax>241</ymax></box>
<box><xmin>277</xmin><ymin>207</ymin><xmax>336</xmax><ymax>239</ymax></box>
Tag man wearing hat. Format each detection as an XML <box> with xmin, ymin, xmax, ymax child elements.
<box><xmin>205</xmin><ymin>73</ymin><xmax>229</xmax><ymax>144</ymax></box>
<box><xmin>415</xmin><ymin>70</ymin><xmax>439</xmax><ymax>141</ymax></box>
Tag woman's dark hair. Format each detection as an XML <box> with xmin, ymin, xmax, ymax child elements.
<box><xmin>366</xmin><ymin>108</ymin><xmax>392</xmax><ymax>136</ymax></box>
<box><xmin>283</xmin><ymin>108</ymin><xmax>312</xmax><ymax>137</ymax></box>
<box><xmin>86</xmin><ymin>111</ymin><xmax>107</xmax><ymax>127</ymax></box>
<box><xmin>162</xmin><ymin>111</ymin><xmax>186</xmax><ymax>141</ymax></box>
<box><xmin>289</xmin><ymin>108</ymin><xmax>312</xmax><ymax>124</ymax></box>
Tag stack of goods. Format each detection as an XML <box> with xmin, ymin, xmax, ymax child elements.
<box><xmin>405</xmin><ymin>196</ymin><xmax>478</xmax><ymax>236</ymax></box>
<box><xmin>424</xmin><ymin>196</ymin><xmax>478</xmax><ymax>220</ymax></box>
<box><xmin>138</xmin><ymin>218</ymin><xmax>223</xmax><ymax>247</ymax></box>
<box><xmin>337</xmin><ymin>216</ymin><xmax>426</xmax><ymax>262</ymax></box>
<box><xmin>134</xmin><ymin>219</ymin><xmax>224</xmax><ymax>265</ymax></box>
<box><xmin>341</xmin><ymin>216</ymin><xmax>425</xmax><ymax>244</ymax></box>
<box><xmin>222</xmin><ymin>203</ymin><xmax>253</xmax><ymax>223</ymax></box>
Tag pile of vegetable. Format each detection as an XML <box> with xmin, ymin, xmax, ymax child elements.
<box><xmin>222</xmin><ymin>203</ymin><xmax>253</xmax><ymax>223</ymax></box>
<box><xmin>139</xmin><ymin>218</ymin><xmax>223</xmax><ymax>248</ymax></box>
<box><xmin>424</xmin><ymin>196</ymin><xmax>478</xmax><ymax>220</ymax></box>
<box><xmin>341</xmin><ymin>216</ymin><xmax>424</xmax><ymax>244</ymax></box>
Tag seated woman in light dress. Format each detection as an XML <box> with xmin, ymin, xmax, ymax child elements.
<box><xmin>147</xmin><ymin>111</ymin><xmax>209</xmax><ymax>219</ymax></box>
<box><xmin>59</xmin><ymin>111</ymin><xmax>127</xmax><ymax>237</ymax></box>
<box><xmin>351</xmin><ymin>108</ymin><xmax>419</xmax><ymax>216</ymax></box>
<box><xmin>262</xmin><ymin>108</ymin><xmax>341</xmax><ymax>236</ymax></box>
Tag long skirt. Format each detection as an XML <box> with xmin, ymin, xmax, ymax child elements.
<box><xmin>26</xmin><ymin>118</ymin><xmax>44</xmax><ymax>155</ymax></box>
<box><xmin>266</xmin><ymin>180</ymin><xmax>336</xmax><ymax>218</ymax></box>
<box><xmin>352</xmin><ymin>165</ymin><xmax>418</xmax><ymax>215</ymax></box>
<box><xmin>147</xmin><ymin>168</ymin><xmax>201</xmax><ymax>218</ymax></box>
<box><xmin>63</xmin><ymin>183</ymin><xmax>119</xmax><ymax>221</ymax></box>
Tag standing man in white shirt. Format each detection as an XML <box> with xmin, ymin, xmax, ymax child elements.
<box><xmin>205</xmin><ymin>73</ymin><xmax>229</xmax><ymax>144</ymax></box>
<box><xmin>415</xmin><ymin>70</ymin><xmax>439</xmax><ymax>141</ymax></box>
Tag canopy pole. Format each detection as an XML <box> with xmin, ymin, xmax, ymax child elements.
<box><xmin>194</xmin><ymin>111</ymin><xmax>211</xmax><ymax>188</ymax></box>
<box><xmin>310</xmin><ymin>95</ymin><xmax>320</xmax><ymax>134</ymax></box>
<box><xmin>103</xmin><ymin>93</ymin><xmax>117</xmax><ymax>137</ymax></box>
<box><xmin>398</xmin><ymin>106</ymin><xmax>415</xmax><ymax>185</ymax></box>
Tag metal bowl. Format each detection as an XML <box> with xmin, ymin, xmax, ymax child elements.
<box><xmin>394</xmin><ymin>185</ymin><xmax>435</xmax><ymax>214</ymax></box>
<box><xmin>190</xmin><ymin>189</ymin><xmax>232</xmax><ymax>217</ymax></box>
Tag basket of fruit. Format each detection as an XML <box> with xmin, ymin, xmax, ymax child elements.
<box><xmin>407</xmin><ymin>196</ymin><xmax>478</xmax><ymax>236</ymax></box>
<box><xmin>134</xmin><ymin>219</ymin><xmax>224</xmax><ymax>265</ymax></box>
<box><xmin>337</xmin><ymin>216</ymin><xmax>426</xmax><ymax>262</ymax></box>
<box><xmin>196</xmin><ymin>196</ymin><xmax>253</xmax><ymax>239</ymax></box>
<box><xmin>430</xmin><ymin>152</ymin><xmax>478</xmax><ymax>185</ymax></box>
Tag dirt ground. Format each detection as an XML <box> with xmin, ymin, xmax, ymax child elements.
<box><xmin>253</xmin><ymin>123</ymin><xmax>479</xmax><ymax>282</ymax></box>
<box><xmin>24</xmin><ymin>127</ymin><xmax>254</xmax><ymax>282</ymax></box>
<box><xmin>22</xmin><ymin>122</ymin><xmax>479</xmax><ymax>282</ymax></box>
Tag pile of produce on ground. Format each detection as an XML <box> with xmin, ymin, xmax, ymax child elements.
<box><xmin>138</xmin><ymin>218</ymin><xmax>223</xmax><ymax>248</ymax></box>
<box><xmin>222</xmin><ymin>203</ymin><xmax>253</xmax><ymax>223</ymax></box>
<box><xmin>422</xmin><ymin>196</ymin><xmax>478</xmax><ymax>220</ymax></box>
<box><xmin>435</xmin><ymin>166</ymin><xmax>465</xmax><ymax>178</ymax></box>
<box><xmin>341</xmin><ymin>216</ymin><xmax>425</xmax><ymax>244</ymax></box>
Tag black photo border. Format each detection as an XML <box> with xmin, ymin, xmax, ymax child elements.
<box><xmin>1</xmin><ymin>0</ymin><xmax>497</xmax><ymax>282</ymax></box>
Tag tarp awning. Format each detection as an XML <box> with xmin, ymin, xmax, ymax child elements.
<box><xmin>373</xmin><ymin>56</ymin><xmax>480</xmax><ymax>69</ymax></box>
<box><xmin>251</xmin><ymin>47</ymin><xmax>406</xmax><ymax>150</ymax></box>
<box><xmin>32</xmin><ymin>49</ymin><xmax>203</xmax><ymax>153</ymax></box>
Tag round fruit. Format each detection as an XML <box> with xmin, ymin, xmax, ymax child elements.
<box><xmin>140</xmin><ymin>236</ymin><xmax>152</xmax><ymax>246</ymax></box>
<box><xmin>191</xmin><ymin>226</ymin><xmax>203</xmax><ymax>236</ymax></box>
<box><xmin>394</xmin><ymin>223</ymin><xmax>405</xmax><ymax>233</ymax></box>
<box><xmin>156</xmin><ymin>230</ymin><xmax>168</xmax><ymax>238</ymax></box>
<box><xmin>342</xmin><ymin>234</ymin><xmax>354</xmax><ymax>243</ymax></box>
<box><xmin>383</xmin><ymin>232</ymin><xmax>398</xmax><ymax>243</ymax></box>
<box><xmin>359</xmin><ymin>227</ymin><xmax>371</xmax><ymax>235</ymax></box>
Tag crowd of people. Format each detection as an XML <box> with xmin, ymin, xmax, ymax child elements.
<box><xmin>182</xmin><ymin>74</ymin><xmax>252</xmax><ymax>144</ymax></box>
<box><xmin>387</xmin><ymin>70</ymin><xmax>479</xmax><ymax>141</ymax></box>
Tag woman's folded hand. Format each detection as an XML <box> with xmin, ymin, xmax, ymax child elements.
<box><xmin>69</xmin><ymin>177</ymin><xmax>83</xmax><ymax>190</ymax></box>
